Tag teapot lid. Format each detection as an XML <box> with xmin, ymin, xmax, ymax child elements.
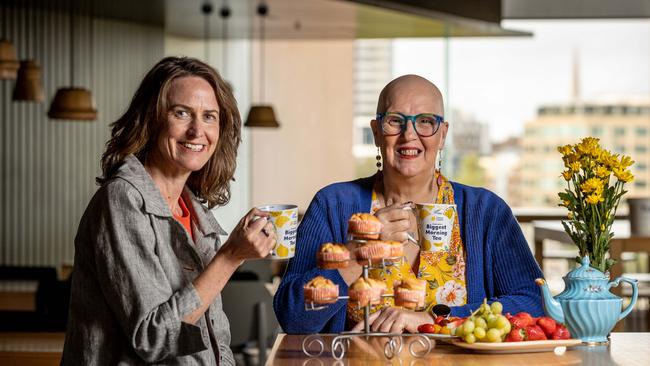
<box><xmin>564</xmin><ymin>256</ymin><xmax>608</xmax><ymax>279</ymax></box>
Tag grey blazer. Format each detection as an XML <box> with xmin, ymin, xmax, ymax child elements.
<box><xmin>61</xmin><ymin>155</ymin><xmax>234</xmax><ymax>365</ymax></box>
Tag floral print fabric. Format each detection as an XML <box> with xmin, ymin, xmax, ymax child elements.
<box><xmin>347</xmin><ymin>174</ymin><xmax>467</xmax><ymax>324</ymax></box>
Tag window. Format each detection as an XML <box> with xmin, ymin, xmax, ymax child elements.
<box><xmin>635</xmin><ymin>180</ymin><xmax>647</xmax><ymax>189</ymax></box>
<box><xmin>635</xmin><ymin>145</ymin><xmax>648</xmax><ymax>154</ymax></box>
<box><xmin>362</xmin><ymin>127</ymin><xmax>374</xmax><ymax>145</ymax></box>
<box><xmin>637</xmin><ymin>163</ymin><xmax>647</xmax><ymax>171</ymax></box>
<box><xmin>636</xmin><ymin>127</ymin><xmax>648</xmax><ymax>136</ymax></box>
<box><xmin>591</xmin><ymin>126</ymin><xmax>603</xmax><ymax>136</ymax></box>
<box><xmin>614</xmin><ymin>127</ymin><xmax>626</xmax><ymax>137</ymax></box>
<box><xmin>615</xmin><ymin>145</ymin><xmax>626</xmax><ymax>153</ymax></box>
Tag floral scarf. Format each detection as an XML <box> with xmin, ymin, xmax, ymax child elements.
<box><xmin>346</xmin><ymin>173</ymin><xmax>467</xmax><ymax>324</ymax></box>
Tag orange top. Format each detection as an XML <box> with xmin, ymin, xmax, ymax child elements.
<box><xmin>174</xmin><ymin>197</ymin><xmax>193</xmax><ymax>241</ymax></box>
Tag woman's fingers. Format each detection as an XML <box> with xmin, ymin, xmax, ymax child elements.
<box><xmin>379</xmin><ymin>309</ymin><xmax>402</xmax><ymax>333</ymax></box>
<box><xmin>375</xmin><ymin>204</ymin><xmax>410</xmax><ymax>223</ymax></box>
<box><xmin>379</xmin><ymin>218</ymin><xmax>411</xmax><ymax>242</ymax></box>
<box><xmin>351</xmin><ymin>311</ymin><xmax>380</xmax><ymax>332</ymax></box>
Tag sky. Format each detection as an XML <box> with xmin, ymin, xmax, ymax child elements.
<box><xmin>392</xmin><ymin>20</ymin><xmax>650</xmax><ymax>143</ymax></box>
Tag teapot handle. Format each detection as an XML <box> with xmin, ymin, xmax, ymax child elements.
<box><xmin>608</xmin><ymin>276</ymin><xmax>639</xmax><ymax>320</ymax></box>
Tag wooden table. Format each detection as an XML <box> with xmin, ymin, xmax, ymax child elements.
<box><xmin>267</xmin><ymin>333</ymin><xmax>649</xmax><ymax>366</ymax></box>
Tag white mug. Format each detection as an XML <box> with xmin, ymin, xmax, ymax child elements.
<box><xmin>258</xmin><ymin>204</ymin><xmax>298</xmax><ymax>259</ymax></box>
<box><xmin>412</xmin><ymin>203</ymin><xmax>456</xmax><ymax>252</ymax></box>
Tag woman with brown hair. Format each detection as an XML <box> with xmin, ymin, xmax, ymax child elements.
<box><xmin>62</xmin><ymin>57</ymin><xmax>275</xmax><ymax>365</ymax></box>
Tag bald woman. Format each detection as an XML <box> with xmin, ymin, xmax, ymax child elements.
<box><xmin>274</xmin><ymin>75</ymin><xmax>543</xmax><ymax>334</ymax></box>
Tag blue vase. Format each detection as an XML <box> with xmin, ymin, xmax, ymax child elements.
<box><xmin>536</xmin><ymin>256</ymin><xmax>639</xmax><ymax>343</ymax></box>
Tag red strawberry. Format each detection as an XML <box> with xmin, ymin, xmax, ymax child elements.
<box><xmin>434</xmin><ymin>316</ymin><xmax>446</xmax><ymax>325</ymax></box>
<box><xmin>525</xmin><ymin>324</ymin><xmax>548</xmax><ymax>341</ymax></box>
<box><xmin>505</xmin><ymin>328</ymin><xmax>526</xmax><ymax>342</ymax></box>
<box><xmin>510</xmin><ymin>312</ymin><xmax>534</xmax><ymax>328</ymax></box>
<box><xmin>536</xmin><ymin>317</ymin><xmax>557</xmax><ymax>337</ymax></box>
<box><xmin>551</xmin><ymin>324</ymin><xmax>571</xmax><ymax>340</ymax></box>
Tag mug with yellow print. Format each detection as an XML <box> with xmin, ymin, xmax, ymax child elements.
<box><xmin>413</xmin><ymin>203</ymin><xmax>456</xmax><ymax>252</ymax></box>
<box><xmin>258</xmin><ymin>204</ymin><xmax>299</xmax><ymax>259</ymax></box>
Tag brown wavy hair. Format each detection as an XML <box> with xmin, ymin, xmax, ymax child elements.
<box><xmin>97</xmin><ymin>56</ymin><xmax>241</xmax><ymax>208</ymax></box>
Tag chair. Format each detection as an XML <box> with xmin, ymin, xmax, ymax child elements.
<box><xmin>0</xmin><ymin>266</ymin><xmax>70</xmax><ymax>331</ymax></box>
<box><xmin>221</xmin><ymin>280</ymin><xmax>280</xmax><ymax>366</ymax></box>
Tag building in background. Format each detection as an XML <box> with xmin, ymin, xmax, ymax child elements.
<box><xmin>352</xmin><ymin>40</ymin><xmax>393</xmax><ymax>177</ymax></box>
<box><xmin>450</xmin><ymin>110</ymin><xmax>490</xmax><ymax>186</ymax></box>
<box><xmin>479</xmin><ymin>137</ymin><xmax>523</xmax><ymax>206</ymax></box>
<box><xmin>520</xmin><ymin>99</ymin><xmax>650</xmax><ymax>206</ymax></box>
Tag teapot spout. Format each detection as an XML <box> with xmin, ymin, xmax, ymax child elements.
<box><xmin>535</xmin><ymin>278</ymin><xmax>564</xmax><ymax>324</ymax></box>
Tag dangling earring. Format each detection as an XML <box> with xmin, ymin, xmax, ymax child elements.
<box><xmin>376</xmin><ymin>147</ymin><xmax>382</xmax><ymax>171</ymax></box>
<box><xmin>436</xmin><ymin>149</ymin><xmax>443</xmax><ymax>186</ymax></box>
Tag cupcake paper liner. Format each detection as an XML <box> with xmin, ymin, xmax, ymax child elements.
<box><xmin>304</xmin><ymin>285</ymin><xmax>339</xmax><ymax>304</ymax></box>
<box><xmin>355</xmin><ymin>242</ymin><xmax>390</xmax><ymax>261</ymax></box>
<box><xmin>395</xmin><ymin>288</ymin><xmax>426</xmax><ymax>308</ymax></box>
<box><xmin>348</xmin><ymin>220</ymin><xmax>382</xmax><ymax>239</ymax></box>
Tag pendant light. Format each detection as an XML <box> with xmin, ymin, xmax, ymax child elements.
<box><xmin>0</xmin><ymin>1</ymin><xmax>19</xmax><ymax>79</ymax></box>
<box><xmin>201</xmin><ymin>2</ymin><xmax>213</xmax><ymax>63</ymax></box>
<box><xmin>48</xmin><ymin>0</ymin><xmax>97</xmax><ymax>121</ymax></box>
<box><xmin>245</xmin><ymin>1</ymin><xmax>279</xmax><ymax>128</ymax></box>
<box><xmin>13</xmin><ymin>0</ymin><xmax>44</xmax><ymax>102</ymax></box>
<box><xmin>219</xmin><ymin>0</ymin><xmax>231</xmax><ymax>82</ymax></box>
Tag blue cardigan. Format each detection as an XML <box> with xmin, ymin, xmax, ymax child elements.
<box><xmin>273</xmin><ymin>175</ymin><xmax>544</xmax><ymax>334</ymax></box>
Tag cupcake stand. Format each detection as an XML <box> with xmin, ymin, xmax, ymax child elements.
<box><xmin>302</xmin><ymin>238</ymin><xmax>434</xmax><ymax>360</ymax></box>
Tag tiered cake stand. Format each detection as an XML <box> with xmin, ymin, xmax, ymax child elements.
<box><xmin>302</xmin><ymin>238</ymin><xmax>433</xmax><ymax>360</ymax></box>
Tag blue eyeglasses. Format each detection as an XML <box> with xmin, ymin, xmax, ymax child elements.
<box><xmin>376</xmin><ymin>112</ymin><xmax>444</xmax><ymax>137</ymax></box>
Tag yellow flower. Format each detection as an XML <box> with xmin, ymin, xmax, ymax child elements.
<box><xmin>567</xmin><ymin>212</ymin><xmax>574</xmax><ymax>220</ymax></box>
<box><xmin>577</xmin><ymin>137</ymin><xmax>600</xmax><ymax>156</ymax></box>
<box><xmin>561</xmin><ymin>170</ymin><xmax>573</xmax><ymax>181</ymax></box>
<box><xmin>569</xmin><ymin>161</ymin><xmax>582</xmax><ymax>173</ymax></box>
<box><xmin>562</xmin><ymin>199</ymin><xmax>571</xmax><ymax>207</ymax></box>
<box><xmin>594</xmin><ymin>165</ymin><xmax>610</xmax><ymax>178</ymax></box>
<box><xmin>581</xmin><ymin>157</ymin><xmax>596</xmax><ymax>169</ymax></box>
<box><xmin>581</xmin><ymin>177</ymin><xmax>603</xmax><ymax>194</ymax></box>
<box><xmin>605</xmin><ymin>153</ymin><xmax>621</xmax><ymax>170</ymax></box>
<box><xmin>557</xmin><ymin>144</ymin><xmax>573</xmax><ymax>156</ymax></box>
<box><xmin>586</xmin><ymin>193</ymin><xmax>604</xmax><ymax>205</ymax></box>
<box><xmin>619</xmin><ymin>155</ymin><xmax>634</xmax><ymax>169</ymax></box>
<box><xmin>613</xmin><ymin>167</ymin><xmax>634</xmax><ymax>183</ymax></box>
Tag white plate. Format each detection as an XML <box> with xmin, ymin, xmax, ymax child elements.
<box><xmin>449</xmin><ymin>339</ymin><xmax>582</xmax><ymax>354</ymax></box>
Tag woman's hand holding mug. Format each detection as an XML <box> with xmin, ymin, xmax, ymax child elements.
<box><xmin>221</xmin><ymin>208</ymin><xmax>277</xmax><ymax>263</ymax></box>
<box><xmin>375</xmin><ymin>202</ymin><xmax>417</xmax><ymax>244</ymax></box>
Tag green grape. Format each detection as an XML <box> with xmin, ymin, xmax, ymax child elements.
<box><xmin>486</xmin><ymin>328</ymin><xmax>502</xmax><ymax>343</ymax></box>
<box><xmin>486</xmin><ymin>315</ymin><xmax>498</xmax><ymax>328</ymax></box>
<box><xmin>502</xmin><ymin>321</ymin><xmax>511</xmax><ymax>335</ymax></box>
<box><xmin>495</xmin><ymin>315</ymin><xmax>509</xmax><ymax>330</ymax></box>
<box><xmin>463</xmin><ymin>320</ymin><xmax>475</xmax><ymax>335</ymax></box>
<box><xmin>490</xmin><ymin>301</ymin><xmax>503</xmax><ymax>315</ymax></box>
<box><xmin>455</xmin><ymin>326</ymin><xmax>464</xmax><ymax>337</ymax></box>
<box><xmin>479</xmin><ymin>303</ymin><xmax>491</xmax><ymax>315</ymax></box>
<box><xmin>473</xmin><ymin>327</ymin><xmax>486</xmax><ymax>340</ymax></box>
<box><xmin>465</xmin><ymin>334</ymin><xmax>476</xmax><ymax>344</ymax></box>
<box><xmin>475</xmin><ymin>317</ymin><xmax>487</xmax><ymax>329</ymax></box>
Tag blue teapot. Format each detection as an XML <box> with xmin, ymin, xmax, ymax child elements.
<box><xmin>535</xmin><ymin>256</ymin><xmax>639</xmax><ymax>343</ymax></box>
